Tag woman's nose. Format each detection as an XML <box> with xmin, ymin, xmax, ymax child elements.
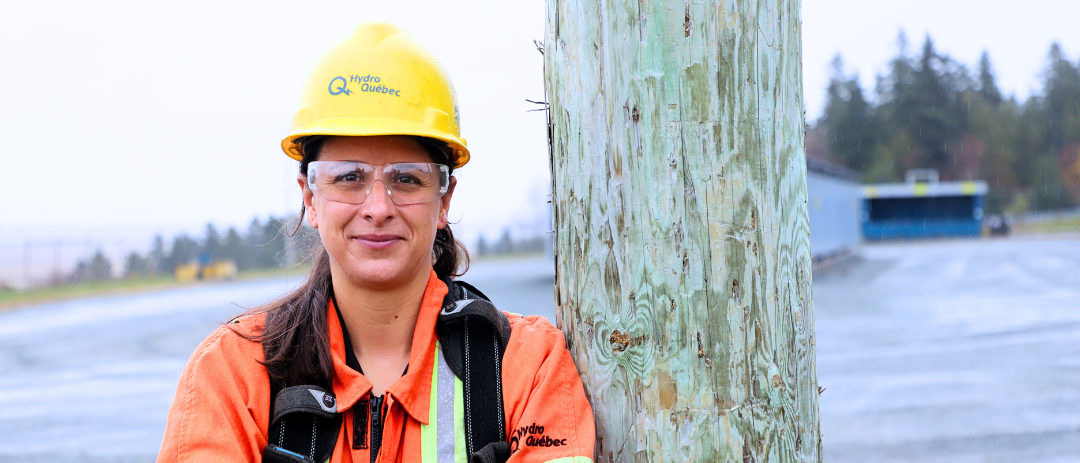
<box><xmin>362</xmin><ymin>179</ymin><xmax>396</xmax><ymax>218</ymax></box>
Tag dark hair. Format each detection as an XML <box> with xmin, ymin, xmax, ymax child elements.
<box><xmin>238</xmin><ymin>135</ymin><xmax>470</xmax><ymax>386</ymax></box>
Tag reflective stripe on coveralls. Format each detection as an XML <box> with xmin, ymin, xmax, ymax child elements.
<box><xmin>420</xmin><ymin>343</ymin><xmax>593</xmax><ymax>463</ymax></box>
<box><xmin>157</xmin><ymin>271</ymin><xmax>597</xmax><ymax>463</ymax></box>
<box><xmin>421</xmin><ymin>342</ymin><xmax>467</xmax><ymax>463</ymax></box>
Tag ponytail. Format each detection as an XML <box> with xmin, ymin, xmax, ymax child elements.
<box><xmin>433</xmin><ymin>225</ymin><xmax>469</xmax><ymax>279</ymax></box>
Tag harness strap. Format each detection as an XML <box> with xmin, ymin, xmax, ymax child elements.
<box><xmin>436</xmin><ymin>276</ymin><xmax>511</xmax><ymax>460</ymax></box>
<box><xmin>264</xmin><ymin>385</ymin><xmax>341</xmax><ymax>463</ymax></box>
<box><xmin>262</xmin><ymin>278</ymin><xmax>510</xmax><ymax>463</ymax></box>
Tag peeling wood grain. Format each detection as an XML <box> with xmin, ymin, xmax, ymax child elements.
<box><xmin>544</xmin><ymin>0</ymin><xmax>820</xmax><ymax>461</ymax></box>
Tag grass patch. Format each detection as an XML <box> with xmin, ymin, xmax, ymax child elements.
<box><xmin>0</xmin><ymin>266</ymin><xmax>308</xmax><ymax>311</ymax></box>
<box><xmin>1014</xmin><ymin>216</ymin><xmax>1080</xmax><ymax>235</ymax></box>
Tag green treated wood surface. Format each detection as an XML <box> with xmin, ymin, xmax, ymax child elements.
<box><xmin>544</xmin><ymin>0</ymin><xmax>819</xmax><ymax>461</ymax></box>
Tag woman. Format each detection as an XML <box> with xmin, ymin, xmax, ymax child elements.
<box><xmin>157</xmin><ymin>23</ymin><xmax>595</xmax><ymax>463</ymax></box>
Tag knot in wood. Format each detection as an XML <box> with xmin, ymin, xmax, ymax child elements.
<box><xmin>608</xmin><ymin>329</ymin><xmax>632</xmax><ymax>352</ymax></box>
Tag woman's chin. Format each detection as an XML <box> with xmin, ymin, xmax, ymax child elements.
<box><xmin>343</xmin><ymin>260</ymin><xmax>427</xmax><ymax>289</ymax></box>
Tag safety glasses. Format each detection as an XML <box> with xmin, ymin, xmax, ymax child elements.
<box><xmin>306</xmin><ymin>161</ymin><xmax>450</xmax><ymax>205</ymax></box>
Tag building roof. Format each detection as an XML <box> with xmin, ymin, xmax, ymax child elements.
<box><xmin>863</xmin><ymin>181</ymin><xmax>988</xmax><ymax>199</ymax></box>
<box><xmin>806</xmin><ymin>156</ymin><xmax>861</xmax><ymax>182</ymax></box>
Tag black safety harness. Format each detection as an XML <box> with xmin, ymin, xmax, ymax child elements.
<box><xmin>262</xmin><ymin>277</ymin><xmax>511</xmax><ymax>463</ymax></box>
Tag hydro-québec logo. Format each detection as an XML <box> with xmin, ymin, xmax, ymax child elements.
<box><xmin>328</xmin><ymin>75</ymin><xmax>401</xmax><ymax>97</ymax></box>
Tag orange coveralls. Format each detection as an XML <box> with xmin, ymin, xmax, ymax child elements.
<box><xmin>157</xmin><ymin>271</ymin><xmax>595</xmax><ymax>463</ymax></box>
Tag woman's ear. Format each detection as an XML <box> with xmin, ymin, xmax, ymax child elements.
<box><xmin>438</xmin><ymin>176</ymin><xmax>457</xmax><ymax>229</ymax></box>
<box><xmin>299</xmin><ymin>174</ymin><xmax>318</xmax><ymax>229</ymax></box>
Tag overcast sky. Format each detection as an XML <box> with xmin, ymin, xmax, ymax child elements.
<box><xmin>1</xmin><ymin>0</ymin><xmax>1077</xmax><ymax>263</ymax></box>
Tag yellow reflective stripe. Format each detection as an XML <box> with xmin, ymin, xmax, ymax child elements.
<box><xmin>453</xmin><ymin>375</ymin><xmax>466</xmax><ymax>463</ymax></box>
<box><xmin>421</xmin><ymin>342</ymin><xmax>440</xmax><ymax>463</ymax></box>
<box><xmin>543</xmin><ymin>458</ymin><xmax>594</xmax><ymax>463</ymax></box>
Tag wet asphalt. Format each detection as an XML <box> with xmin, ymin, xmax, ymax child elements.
<box><xmin>0</xmin><ymin>258</ymin><xmax>557</xmax><ymax>462</ymax></box>
<box><xmin>815</xmin><ymin>235</ymin><xmax>1080</xmax><ymax>462</ymax></box>
<box><xmin>0</xmin><ymin>237</ymin><xmax>1077</xmax><ymax>462</ymax></box>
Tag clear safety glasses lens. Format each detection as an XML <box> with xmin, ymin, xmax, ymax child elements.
<box><xmin>307</xmin><ymin>161</ymin><xmax>449</xmax><ymax>205</ymax></box>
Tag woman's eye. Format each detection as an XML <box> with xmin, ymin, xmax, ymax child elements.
<box><xmin>334</xmin><ymin>172</ymin><xmax>364</xmax><ymax>183</ymax></box>
<box><xmin>394</xmin><ymin>174</ymin><xmax>423</xmax><ymax>185</ymax></box>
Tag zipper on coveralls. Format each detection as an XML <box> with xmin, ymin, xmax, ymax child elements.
<box><xmin>369</xmin><ymin>394</ymin><xmax>385</xmax><ymax>463</ymax></box>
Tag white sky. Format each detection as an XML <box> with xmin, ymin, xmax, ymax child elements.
<box><xmin>802</xmin><ymin>0</ymin><xmax>1080</xmax><ymax>120</ymax></box>
<box><xmin>1</xmin><ymin>0</ymin><xmax>1077</xmax><ymax>263</ymax></box>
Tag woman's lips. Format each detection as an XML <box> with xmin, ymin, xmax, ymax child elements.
<box><xmin>354</xmin><ymin>234</ymin><xmax>403</xmax><ymax>250</ymax></box>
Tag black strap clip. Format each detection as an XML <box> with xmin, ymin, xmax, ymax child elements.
<box><xmin>263</xmin><ymin>385</ymin><xmax>341</xmax><ymax>463</ymax></box>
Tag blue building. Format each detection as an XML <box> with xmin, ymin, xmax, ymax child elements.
<box><xmin>862</xmin><ymin>171</ymin><xmax>988</xmax><ymax>240</ymax></box>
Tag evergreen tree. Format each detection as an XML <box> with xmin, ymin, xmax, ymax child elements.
<box><xmin>977</xmin><ymin>51</ymin><xmax>1003</xmax><ymax>107</ymax></box>
<box><xmin>246</xmin><ymin>218</ymin><xmax>273</xmax><ymax>268</ymax></box>
<box><xmin>876</xmin><ymin>31</ymin><xmax>918</xmax><ymax>130</ymax></box>
<box><xmin>812</xmin><ymin>33</ymin><xmax>1078</xmax><ymax>211</ymax></box>
<box><xmin>494</xmin><ymin>229</ymin><xmax>514</xmax><ymax>254</ymax></box>
<box><xmin>263</xmin><ymin>218</ymin><xmax>287</xmax><ymax>266</ymax></box>
<box><xmin>290</xmin><ymin>220</ymin><xmax>322</xmax><ymax>263</ymax></box>
<box><xmin>1030</xmin><ymin>156</ymin><xmax>1073</xmax><ymax>210</ymax></box>
<box><xmin>822</xmin><ymin>55</ymin><xmax>877</xmax><ymax>173</ymax></box>
<box><xmin>1042</xmin><ymin>43</ymin><xmax>1080</xmax><ymax>154</ymax></box>
<box><xmin>124</xmin><ymin>252</ymin><xmax>149</xmax><ymax>278</ymax></box>
<box><xmin>1037</xmin><ymin>43</ymin><xmax>1080</xmax><ymax>206</ymax></box>
<box><xmin>90</xmin><ymin>251</ymin><xmax>113</xmax><ymax>281</ymax></box>
<box><xmin>164</xmin><ymin>235</ymin><xmax>198</xmax><ymax>273</ymax></box>
<box><xmin>966</xmin><ymin>96</ymin><xmax>1023</xmax><ymax>212</ymax></box>
<box><xmin>909</xmin><ymin>36</ymin><xmax>962</xmax><ymax>171</ymax></box>
<box><xmin>202</xmin><ymin>224</ymin><xmax>222</xmax><ymax>262</ymax></box>
<box><xmin>222</xmin><ymin>227</ymin><xmax>248</xmax><ymax>269</ymax></box>
<box><xmin>74</xmin><ymin>250</ymin><xmax>113</xmax><ymax>282</ymax></box>
<box><xmin>244</xmin><ymin>217</ymin><xmax>287</xmax><ymax>268</ymax></box>
<box><xmin>871</xmin><ymin>31</ymin><xmax>919</xmax><ymax>180</ymax></box>
<box><xmin>149</xmin><ymin>235</ymin><xmax>166</xmax><ymax>275</ymax></box>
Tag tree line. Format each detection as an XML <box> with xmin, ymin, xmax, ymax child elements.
<box><xmin>473</xmin><ymin>228</ymin><xmax>548</xmax><ymax>256</ymax></box>
<box><xmin>72</xmin><ymin>217</ymin><xmax>319</xmax><ymax>283</ymax></box>
<box><xmin>68</xmin><ymin>219</ymin><xmax>551</xmax><ymax>284</ymax></box>
<box><xmin>810</xmin><ymin>32</ymin><xmax>1080</xmax><ymax>214</ymax></box>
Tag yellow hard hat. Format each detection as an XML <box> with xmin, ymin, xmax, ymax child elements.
<box><xmin>281</xmin><ymin>23</ymin><xmax>469</xmax><ymax>167</ymax></box>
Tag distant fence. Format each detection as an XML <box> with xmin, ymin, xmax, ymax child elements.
<box><xmin>0</xmin><ymin>218</ymin><xmax>319</xmax><ymax>291</ymax></box>
<box><xmin>0</xmin><ymin>239</ymin><xmax>133</xmax><ymax>290</ymax></box>
<box><xmin>1012</xmin><ymin>207</ymin><xmax>1080</xmax><ymax>235</ymax></box>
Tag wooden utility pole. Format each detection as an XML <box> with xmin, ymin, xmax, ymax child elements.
<box><xmin>544</xmin><ymin>0</ymin><xmax>819</xmax><ymax>461</ymax></box>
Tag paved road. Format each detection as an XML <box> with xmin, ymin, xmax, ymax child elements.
<box><xmin>0</xmin><ymin>257</ymin><xmax>557</xmax><ymax>462</ymax></box>
<box><xmin>815</xmin><ymin>235</ymin><xmax>1080</xmax><ymax>462</ymax></box>
<box><xmin>0</xmin><ymin>238</ymin><xmax>1077</xmax><ymax>462</ymax></box>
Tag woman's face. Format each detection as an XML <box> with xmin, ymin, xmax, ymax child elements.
<box><xmin>300</xmin><ymin>136</ymin><xmax>455</xmax><ymax>290</ymax></box>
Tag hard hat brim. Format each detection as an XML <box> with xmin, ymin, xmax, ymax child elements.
<box><xmin>282</xmin><ymin>116</ymin><xmax>470</xmax><ymax>168</ymax></box>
